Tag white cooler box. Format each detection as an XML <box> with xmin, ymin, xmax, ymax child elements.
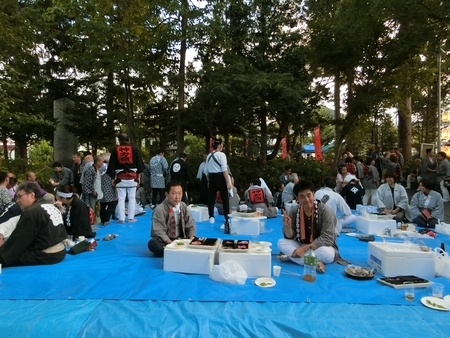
<box><xmin>164</xmin><ymin>240</ymin><xmax>218</xmax><ymax>274</ymax></box>
<box><xmin>367</xmin><ymin>242</ymin><xmax>435</xmax><ymax>278</ymax></box>
<box><xmin>188</xmin><ymin>206</ymin><xmax>209</xmax><ymax>223</ymax></box>
<box><xmin>218</xmin><ymin>248</ymin><xmax>271</xmax><ymax>278</ymax></box>
<box><xmin>230</xmin><ymin>216</ymin><xmax>267</xmax><ymax>236</ymax></box>
<box><xmin>356</xmin><ymin>215</ymin><xmax>397</xmax><ymax>235</ymax></box>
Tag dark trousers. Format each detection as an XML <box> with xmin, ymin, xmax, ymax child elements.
<box><xmin>152</xmin><ymin>188</ymin><xmax>165</xmax><ymax>205</ymax></box>
<box><xmin>413</xmin><ymin>216</ymin><xmax>439</xmax><ymax>228</ymax></box>
<box><xmin>100</xmin><ymin>201</ymin><xmax>118</xmax><ymax>223</ymax></box>
<box><xmin>208</xmin><ymin>173</ymin><xmax>229</xmax><ymax>222</ymax></box>
<box><xmin>148</xmin><ymin>238</ymin><xmax>170</xmax><ymax>257</ymax></box>
<box><xmin>0</xmin><ymin>249</ymin><xmax>66</xmax><ymax>267</ymax></box>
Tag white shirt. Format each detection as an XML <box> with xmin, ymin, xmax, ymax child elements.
<box><xmin>196</xmin><ymin>162</ymin><xmax>206</xmax><ymax>180</ymax></box>
<box><xmin>205</xmin><ymin>151</ymin><xmax>228</xmax><ymax>174</ymax></box>
<box><xmin>314</xmin><ymin>187</ymin><xmax>352</xmax><ymax>217</ymax></box>
<box><xmin>259</xmin><ymin>177</ymin><xmax>270</xmax><ymax>192</ymax></box>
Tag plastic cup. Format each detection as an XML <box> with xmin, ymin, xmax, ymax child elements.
<box><xmin>259</xmin><ymin>221</ymin><xmax>266</xmax><ymax>234</ymax></box>
<box><xmin>432</xmin><ymin>283</ymin><xmax>444</xmax><ymax>298</ymax></box>
<box><xmin>273</xmin><ymin>265</ymin><xmax>281</xmax><ymax>277</ymax></box>
<box><xmin>404</xmin><ymin>282</ymin><xmax>415</xmax><ymax>301</ymax></box>
<box><xmin>231</xmin><ymin>207</ymin><xmax>237</xmax><ymax>215</ymax></box>
<box><xmin>260</xmin><ymin>242</ymin><xmax>269</xmax><ymax>252</ymax></box>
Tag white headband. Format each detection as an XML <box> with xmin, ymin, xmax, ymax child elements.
<box><xmin>56</xmin><ymin>191</ymin><xmax>73</xmax><ymax>198</ymax></box>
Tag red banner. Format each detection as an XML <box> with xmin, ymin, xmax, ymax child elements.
<box><xmin>281</xmin><ymin>137</ymin><xmax>287</xmax><ymax>159</ymax></box>
<box><xmin>313</xmin><ymin>126</ymin><xmax>323</xmax><ymax>161</ymax></box>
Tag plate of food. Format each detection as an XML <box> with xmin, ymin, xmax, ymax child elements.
<box><xmin>421</xmin><ymin>297</ymin><xmax>450</xmax><ymax>311</ymax></box>
<box><xmin>188</xmin><ymin>237</ymin><xmax>220</xmax><ymax>249</ymax></box>
<box><xmin>344</xmin><ymin>265</ymin><xmax>375</xmax><ymax>280</ymax></box>
<box><xmin>254</xmin><ymin>277</ymin><xmax>276</xmax><ymax>288</ymax></box>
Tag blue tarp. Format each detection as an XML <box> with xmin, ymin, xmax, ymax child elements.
<box><xmin>0</xmin><ymin>209</ymin><xmax>449</xmax><ymax>336</ymax></box>
<box><xmin>300</xmin><ymin>144</ymin><xmax>334</xmax><ymax>154</ymax></box>
<box><xmin>0</xmin><ymin>211</ymin><xmax>447</xmax><ymax>304</ymax></box>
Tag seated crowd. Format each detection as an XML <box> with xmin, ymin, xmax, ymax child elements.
<box><xmin>0</xmin><ymin>145</ymin><xmax>448</xmax><ymax>275</ymax></box>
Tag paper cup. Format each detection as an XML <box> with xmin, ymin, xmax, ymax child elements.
<box><xmin>273</xmin><ymin>265</ymin><xmax>281</xmax><ymax>277</ymax></box>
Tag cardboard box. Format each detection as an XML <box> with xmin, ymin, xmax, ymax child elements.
<box><xmin>230</xmin><ymin>216</ymin><xmax>267</xmax><ymax>235</ymax></box>
<box><xmin>188</xmin><ymin>206</ymin><xmax>209</xmax><ymax>223</ymax></box>
<box><xmin>218</xmin><ymin>247</ymin><xmax>271</xmax><ymax>278</ymax></box>
<box><xmin>164</xmin><ymin>240</ymin><xmax>218</xmax><ymax>274</ymax></box>
<box><xmin>367</xmin><ymin>242</ymin><xmax>435</xmax><ymax>278</ymax></box>
<box><xmin>356</xmin><ymin>215</ymin><xmax>397</xmax><ymax>235</ymax></box>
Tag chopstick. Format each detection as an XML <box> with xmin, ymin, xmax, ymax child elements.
<box><xmin>281</xmin><ymin>270</ymin><xmax>302</xmax><ymax>277</ymax></box>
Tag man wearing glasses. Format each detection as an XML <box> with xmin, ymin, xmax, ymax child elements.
<box><xmin>0</xmin><ymin>182</ymin><xmax>68</xmax><ymax>267</ymax></box>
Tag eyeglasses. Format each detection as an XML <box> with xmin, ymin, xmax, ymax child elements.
<box><xmin>15</xmin><ymin>192</ymin><xmax>29</xmax><ymax>200</ymax></box>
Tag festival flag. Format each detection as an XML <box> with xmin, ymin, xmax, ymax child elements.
<box><xmin>313</xmin><ymin>126</ymin><xmax>323</xmax><ymax>161</ymax></box>
<box><xmin>281</xmin><ymin>137</ymin><xmax>287</xmax><ymax>159</ymax></box>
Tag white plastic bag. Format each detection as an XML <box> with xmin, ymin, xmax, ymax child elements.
<box><xmin>435</xmin><ymin>222</ymin><xmax>450</xmax><ymax>235</ymax></box>
<box><xmin>434</xmin><ymin>247</ymin><xmax>450</xmax><ymax>278</ymax></box>
<box><xmin>209</xmin><ymin>260</ymin><xmax>247</xmax><ymax>285</ymax></box>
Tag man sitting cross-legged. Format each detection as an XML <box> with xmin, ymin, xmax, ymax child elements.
<box><xmin>147</xmin><ymin>181</ymin><xmax>196</xmax><ymax>257</ymax></box>
<box><xmin>0</xmin><ymin>182</ymin><xmax>68</xmax><ymax>267</ymax></box>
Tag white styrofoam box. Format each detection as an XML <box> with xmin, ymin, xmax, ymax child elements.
<box><xmin>164</xmin><ymin>240</ymin><xmax>218</xmax><ymax>274</ymax></box>
<box><xmin>368</xmin><ymin>242</ymin><xmax>435</xmax><ymax>278</ymax></box>
<box><xmin>188</xmin><ymin>206</ymin><xmax>209</xmax><ymax>223</ymax></box>
<box><xmin>218</xmin><ymin>248</ymin><xmax>271</xmax><ymax>278</ymax></box>
<box><xmin>230</xmin><ymin>216</ymin><xmax>267</xmax><ymax>236</ymax></box>
<box><xmin>356</xmin><ymin>215</ymin><xmax>397</xmax><ymax>235</ymax></box>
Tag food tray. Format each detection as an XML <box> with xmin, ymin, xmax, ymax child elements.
<box><xmin>377</xmin><ymin>275</ymin><xmax>432</xmax><ymax>289</ymax></box>
<box><xmin>188</xmin><ymin>237</ymin><xmax>220</xmax><ymax>249</ymax></box>
<box><xmin>220</xmin><ymin>239</ymin><xmax>250</xmax><ymax>252</ymax></box>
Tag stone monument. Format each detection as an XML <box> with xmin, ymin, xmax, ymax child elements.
<box><xmin>53</xmin><ymin>98</ymin><xmax>77</xmax><ymax>167</ymax></box>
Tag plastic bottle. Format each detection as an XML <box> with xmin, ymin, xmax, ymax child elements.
<box><xmin>224</xmin><ymin>221</ymin><xmax>230</xmax><ymax>234</ymax></box>
<box><xmin>303</xmin><ymin>246</ymin><xmax>317</xmax><ymax>282</ymax></box>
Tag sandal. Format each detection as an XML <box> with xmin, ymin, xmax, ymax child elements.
<box><xmin>277</xmin><ymin>252</ymin><xmax>290</xmax><ymax>262</ymax></box>
<box><xmin>316</xmin><ymin>261</ymin><xmax>325</xmax><ymax>274</ymax></box>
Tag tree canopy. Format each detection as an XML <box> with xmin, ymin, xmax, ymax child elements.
<box><xmin>0</xmin><ymin>0</ymin><xmax>449</xmax><ymax>165</ymax></box>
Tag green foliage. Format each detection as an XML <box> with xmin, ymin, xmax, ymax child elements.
<box><xmin>28</xmin><ymin>140</ymin><xmax>53</xmax><ymax>167</ymax></box>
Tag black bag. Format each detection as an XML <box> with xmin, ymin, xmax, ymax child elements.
<box><xmin>68</xmin><ymin>240</ymin><xmax>90</xmax><ymax>255</ymax></box>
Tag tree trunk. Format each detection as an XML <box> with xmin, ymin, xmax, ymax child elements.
<box><xmin>398</xmin><ymin>97</ymin><xmax>412</xmax><ymax>163</ymax></box>
<box><xmin>425</xmin><ymin>85</ymin><xmax>438</xmax><ymax>143</ymax></box>
<box><xmin>259</xmin><ymin>109</ymin><xmax>267</xmax><ymax>168</ymax></box>
<box><xmin>1</xmin><ymin>131</ymin><xmax>8</xmax><ymax>160</ymax></box>
<box><xmin>106</xmin><ymin>71</ymin><xmax>116</xmax><ymax>149</ymax></box>
<box><xmin>124</xmin><ymin>69</ymin><xmax>137</xmax><ymax>146</ymax></box>
<box><xmin>177</xmin><ymin>0</ymin><xmax>188</xmax><ymax>154</ymax></box>
<box><xmin>331</xmin><ymin>70</ymin><xmax>342</xmax><ymax>171</ymax></box>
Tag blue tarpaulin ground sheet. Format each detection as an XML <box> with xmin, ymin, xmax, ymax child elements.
<box><xmin>0</xmin><ymin>208</ymin><xmax>449</xmax><ymax>336</ymax></box>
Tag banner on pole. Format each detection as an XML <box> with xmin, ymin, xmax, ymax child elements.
<box><xmin>281</xmin><ymin>137</ymin><xmax>287</xmax><ymax>159</ymax></box>
<box><xmin>314</xmin><ymin>126</ymin><xmax>323</xmax><ymax>161</ymax></box>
